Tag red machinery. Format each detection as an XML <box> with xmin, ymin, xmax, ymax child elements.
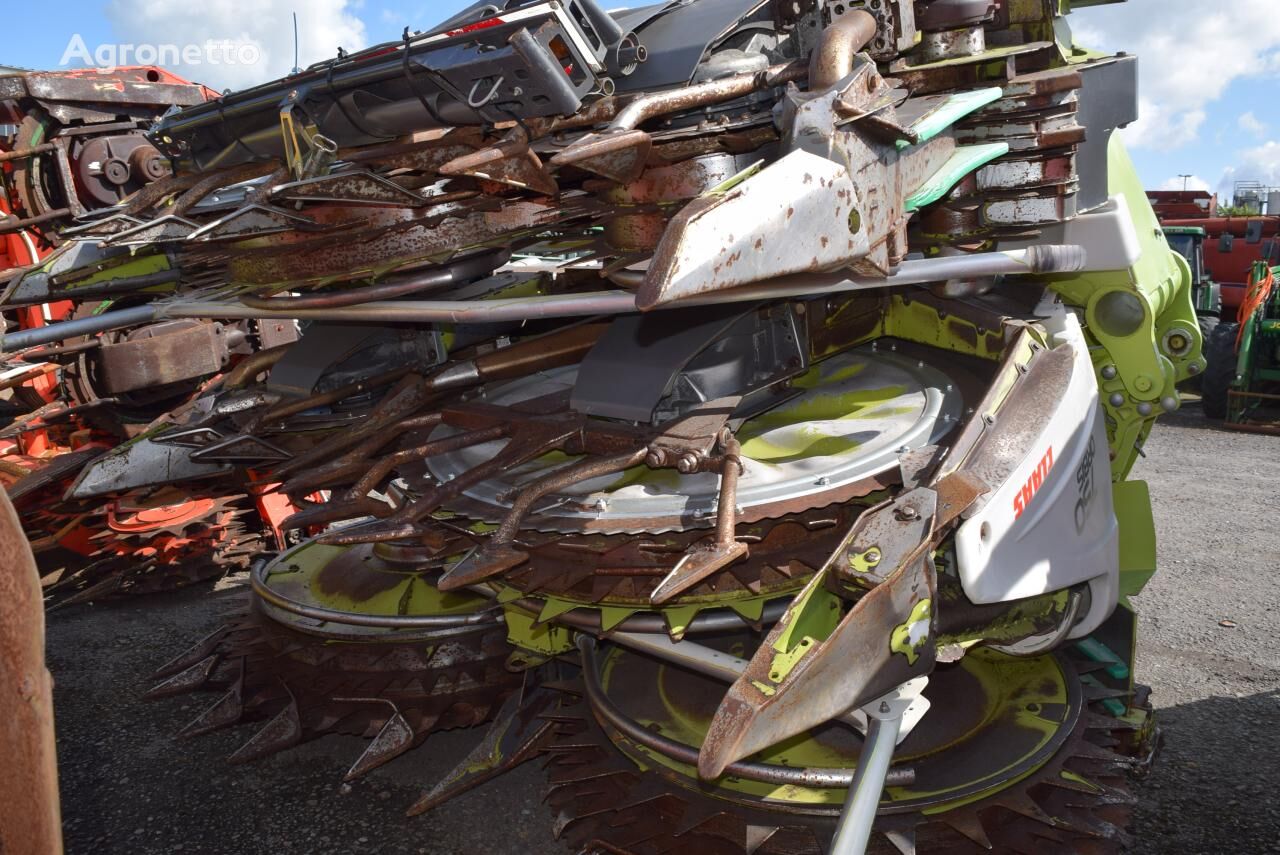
<box><xmin>1</xmin><ymin>67</ymin><xmax>294</xmax><ymax>604</ymax></box>
<box><xmin>0</xmin><ymin>66</ymin><xmax>219</xmax><ymax>245</ymax></box>
<box><xmin>1145</xmin><ymin>190</ymin><xmax>1280</xmax><ymax>316</ymax></box>
<box><xmin>1162</xmin><ymin>216</ymin><xmax>1280</xmax><ymax>314</ymax></box>
<box><xmin>1148</xmin><ymin>189</ymin><xmax>1217</xmax><ymax>220</ymax></box>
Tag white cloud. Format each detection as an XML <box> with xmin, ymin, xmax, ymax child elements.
<box><xmin>1227</xmin><ymin>141</ymin><xmax>1280</xmax><ymax>185</ymax></box>
<box><xmin>1215</xmin><ymin>143</ymin><xmax>1280</xmax><ymax>202</ymax></box>
<box><xmin>1159</xmin><ymin>175</ymin><xmax>1211</xmax><ymax>193</ymax></box>
<box><xmin>1072</xmin><ymin>1</ymin><xmax>1280</xmax><ymax>151</ymax></box>
<box><xmin>1239</xmin><ymin>111</ymin><xmax>1268</xmax><ymax>138</ymax></box>
<box><xmin>103</xmin><ymin>0</ymin><xmax>367</xmax><ymax>91</ymax></box>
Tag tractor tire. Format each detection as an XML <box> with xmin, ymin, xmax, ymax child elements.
<box><xmin>1202</xmin><ymin>321</ymin><xmax>1239</xmax><ymax>420</ymax></box>
<box><xmin>1198</xmin><ymin>314</ymin><xmax>1219</xmax><ymax>345</ymax></box>
<box><xmin>1182</xmin><ymin>315</ymin><xmax>1220</xmax><ymax>393</ymax></box>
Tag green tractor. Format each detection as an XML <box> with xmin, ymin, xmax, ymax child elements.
<box><xmin>1203</xmin><ymin>260</ymin><xmax>1280</xmax><ymax>429</ymax></box>
<box><xmin>1163</xmin><ymin>225</ymin><xmax>1222</xmax><ymax>341</ymax></box>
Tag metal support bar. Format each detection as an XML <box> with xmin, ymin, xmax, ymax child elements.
<box><xmin>830</xmin><ymin>678</ymin><xmax>928</xmax><ymax>855</ymax></box>
<box><xmin>1</xmin><ymin>245</ymin><xmax>1085</xmax><ymax>353</ymax></box>
<box><xmin>0</xmin><ymin>208</ymin><xmax>73</xmax><ymax>234</ymax></box>
<box><xmin>0</xmin><ymin>142</ymin><xmax>57</xmax><ymax>163</ymax></box>
<box><xmin>1</xmin><ymin>305</ymin><xmax>159</xmax><ymax>352</ymax></box>
<box><xmin>157</xmin><ymin>246</ymin><xmax>1084</xmax><ymax>324</ymax></box>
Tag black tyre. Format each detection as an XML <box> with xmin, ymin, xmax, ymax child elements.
<box><xmin>1202</xmin><ymin>321</ymin><xmax>1239</xmax><ymax>419</ymax></box>
<box><xmin>1198</xmin><ymin>314</ymin><xmax>1219</xmax><ymax>344</ymax></box>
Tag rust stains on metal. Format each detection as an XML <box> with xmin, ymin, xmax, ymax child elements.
<box><xmin>0</xmin><ymin>488</ymin><xmax>63</xmax><ymax>855</ymax></box>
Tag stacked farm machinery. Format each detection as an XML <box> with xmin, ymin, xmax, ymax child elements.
<box><xmin>2</xmin><ymin>0</ymin><xmax>1198</xmax><ymax>852</ymax></box>
<box><xmin>0</xmin><ymin>65</ymin><xmax>296</xmax><ymax>602</ymax></box>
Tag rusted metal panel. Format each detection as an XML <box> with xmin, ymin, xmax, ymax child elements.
<box><xmin>0</xmin><ymin>488</ymin><xmax>63</xmax><ymax>855</ymax></box>
<box><xmin>97</xmin><ymin>321</ymin><xmax>230</xmax><ymax>394</ymax></box>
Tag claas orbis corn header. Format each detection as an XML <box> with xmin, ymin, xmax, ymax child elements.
<box><xmin>0</xmin><ymin>0</ymin><xmax>1197</xmax><ymax>852</ymax></box>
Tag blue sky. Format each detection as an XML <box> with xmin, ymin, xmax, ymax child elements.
<box><xmin>7</xmin><ymin>1</ymin><xmax>1278</xmax><ymax>202</ymax></box>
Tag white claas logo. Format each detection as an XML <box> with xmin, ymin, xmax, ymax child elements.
<box><xmin>1013</xmin><ymin>447</ymin><xmax>1055</xmax><ymax>520</ymax></box>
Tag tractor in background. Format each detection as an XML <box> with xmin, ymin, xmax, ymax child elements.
<box><xmin>1202</xmin><ymin>260</ymin><xmax>1280</xmax><ymax>430</ymax></box>
<box><xmin>1162</xmin><ymin>225</ymin><xmax>1221</xmax><ymax>339</ymax></box>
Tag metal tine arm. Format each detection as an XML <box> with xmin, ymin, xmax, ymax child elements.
<box><xmin>344</xmin><ymin>424</ymin><xmax>509</xmax><ymax>499</ymax></box>
<box><xmin>317</xmin><ymin>424</ymin><xmax>581</xmax><ymax>545</ymax></box>
<box><xmin>436</xmin><ymin>447</ymin><xmax>649</xmax><ymax>589</ymax></box>
<box><xmin>279</xmin><ymin>412</ymin><xmax>444</xmax><ymax>494</ymax></box>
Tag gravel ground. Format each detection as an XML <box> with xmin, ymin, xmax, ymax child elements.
<box><xmin>44</xmin><ymin>400</ymin><xmax>1280</xmax><ymax>855</ymax></box>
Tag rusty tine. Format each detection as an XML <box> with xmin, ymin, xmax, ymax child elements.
<box><xmin>436</xmin><ymin>448</ymin><xmax>648</xmax><ymax>591</ymax></box>
<box><xmin>715</xmin><ymin>436</ymin><xmax>745</xmax><ymax>550</ymax></box>
<box><xmin>279</xmin><ymin>412</ymin><xmax>445</xmax><ymax>493</ymax></box>
<box><xmin>317</xmin><ymin>424</ymin><xmax>581</xmax><ymax>546</ymax></box>
<box><xmin>344</xmin><ymin>424</ymin><xmax>508</xmax><ymax>500</ymax></box>
<box><xmin>649</xmin><ymin>435</ymin><xmax>750</xmax><ymax>605</ymax></box>
<box><xmin>168</xmin><ymin>161</ymin><xmax>282</xmax><ymax>218</ymax></box>
<box><xmin>280</xmin><ymin>496</ymin><xmax>390</xmax><ymax>532</ymax></box>
<box><xmin>247</xmin><ymin>366</ymin><xmax>417</xmax><ymax>433</ymax></box>
<box><xmin>266</xmin><ymin>379</ymin><xmax>436</xmax><ymax>480</ymax></box>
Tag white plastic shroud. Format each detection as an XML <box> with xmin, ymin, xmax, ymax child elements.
<box><xmin>953</xmin><ymin>308</ymin><xmax>1119</xmax><ymax>639</ymax></box>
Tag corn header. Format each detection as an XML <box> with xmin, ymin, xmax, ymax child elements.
<box><xmin>0</xmin><ymin>0</ymin><xmax>1197</xmax><ymax>851</ymax></box>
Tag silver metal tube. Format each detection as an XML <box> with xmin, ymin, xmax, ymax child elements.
<box><xmin>831</xmin><ymin>713</ymin><xmax>903</xmax><ymax>855</ymax></box>
<box><xmin>151</xmin><ymin>247</ymin><xmax>1084</xmax><ymax>326</ymax></box>
<box><xmin>0</xmin><ymin>305</ymin><xmax>159</xmax><ymax>353</ymax></box>
<box><xmin>2</xmin><ymin>246</ymin><xmax>1084</xmax><ymax>351</ymax></box>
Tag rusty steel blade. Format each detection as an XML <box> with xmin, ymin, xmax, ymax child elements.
<box><xmin>343</xmin><ymin>706</ymin><xmax>416</xmax><ymax>781</ymax></box>
<box><xmin>697</xmin><ymin>489</ymin><xmax>941</xmax><ymax>781</ymax></box>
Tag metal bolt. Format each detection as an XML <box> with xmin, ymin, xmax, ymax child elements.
<box><xmin>1109</xmin><ymin>393</ymin><xmax>1125</xmax><ymax>407</ymax></box>
<box><xmin>595</xmin><ymin>498</ymin><xmax>609</xmax><ymax>511</ymax></box>
<box><xmin>677</xmin><ymin>453</ymin><xmax>700</xmax><ymax>474</ymax></box>
<box><xmin>646</xmin><ymin>450</ymin><xmax>666</xmax><ymax>468</ymax></box>
<box><xmin>816</xmin><ymin>476</ymin><xmax>830</xmax><ymax>486</ymax></box>
<box><xmin>1101</xmin><ymin>365</ymin><xmax>1117</xmax><ymax>380</ymax></box>
<box><xmin>865</xmin><ymin>549</ymin><xmax>881</xmax><ymax>565</ymax></box>
<box><xmin>1161</xmin><ymin>396</ymin><xmax>1178</xmax><ymax>412</ymax></box>
<box><xmin>1137</xmin><ymin>402</ymin><xmax>1153</xmax><ymax>416</ymax></box>
<box><xmin>895</xmin><ymin>506</ymin><xmax>919</xmax><ymax>522</ymax></box>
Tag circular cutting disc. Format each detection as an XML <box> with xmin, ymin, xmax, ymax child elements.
<box><xmin>255</xmin><ymin>537</ymin><xmax>496</xmax><ymax>640</ymax></box>
<box><xmin>428</xmin><ymin>346</ymin><xmax>963</xmax><ymax>533</ymax></box>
